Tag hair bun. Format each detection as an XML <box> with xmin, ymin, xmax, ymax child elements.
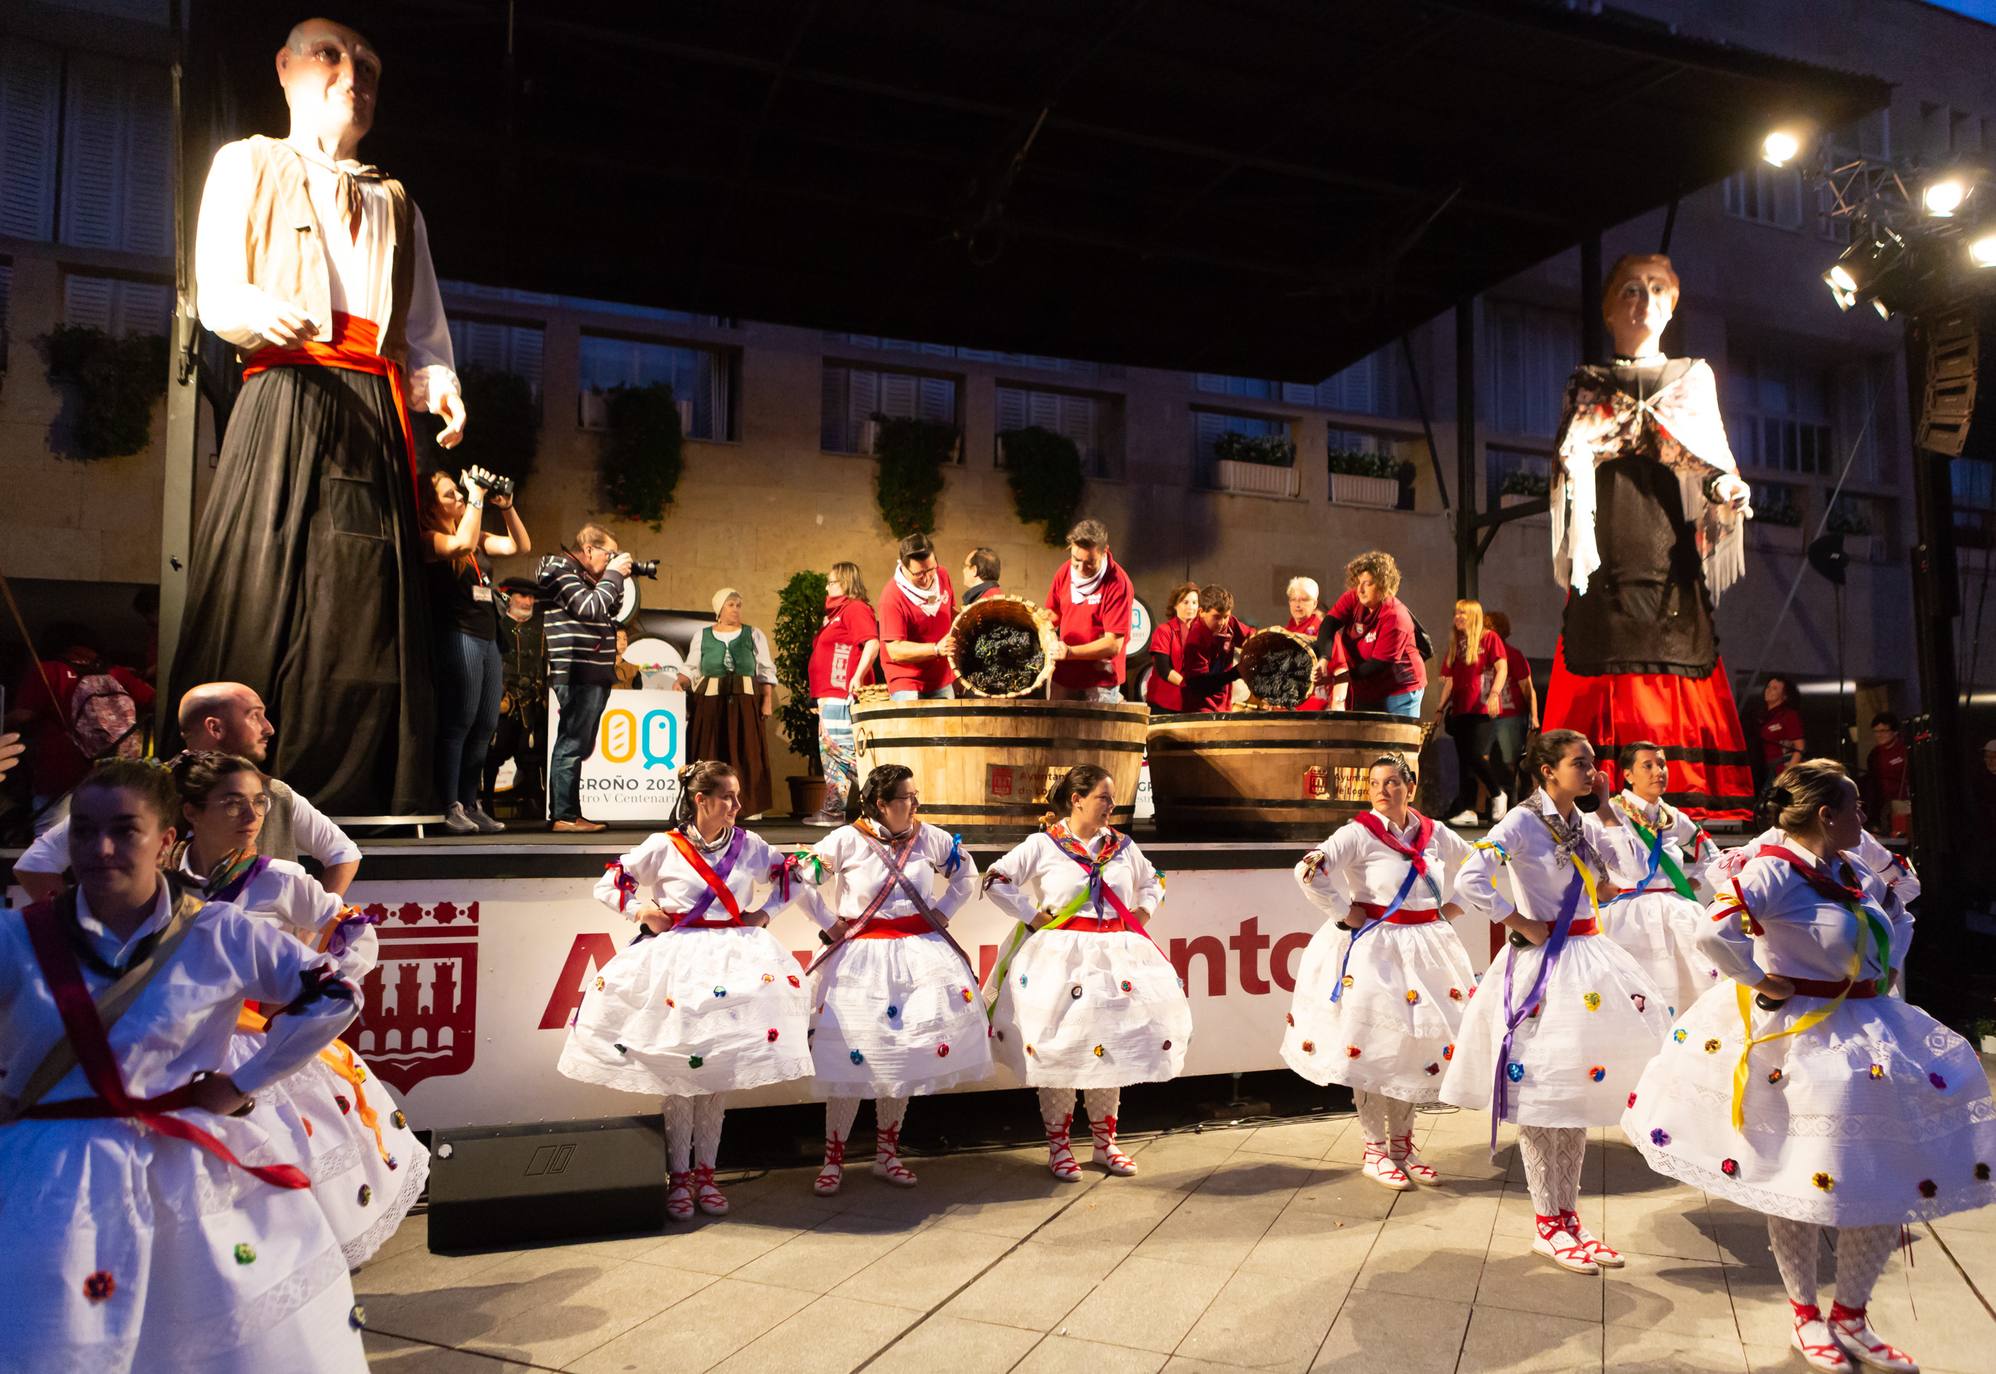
<box><xmin>1768</xmin><ymin>785</ymin><xmax>1793</xmax><ymax>808</ymax></box>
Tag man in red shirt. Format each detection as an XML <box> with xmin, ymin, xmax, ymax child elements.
<box><xmin>879</xmin><ymin>533</ymin><xmax>959</xmax><ymax>700</ymax></box>
<box><xmin>1180</xmin><ymin>584</ymin><xmax>1254</xmax><ymax>712</ymax></box>
<box><xmin>962</xmin><ymin>548</ymin><xmax>1004</xmax><ymax>605</ymax></box>
<box><xmin>1044</xmin><ymin>519</ymin><xmax>1134</xmax><ymax>704</ymax></box>
<box><xmin>1861</xmin><ymin>711</ymin><xmax>1911</xmax><ymax>838</ymax></box>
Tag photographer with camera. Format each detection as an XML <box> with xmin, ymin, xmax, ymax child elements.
<box><xmin>539</xmin><ymin>524</ymin><xmax>631</xmax><ymax>833</ymax></box>
<box><xmin>421</xmin><ymin>466</ymin><xmax>532</xmax><ymax>834</ymax></box>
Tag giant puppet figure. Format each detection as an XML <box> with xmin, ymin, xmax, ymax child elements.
<box><xmin>175</xmin><ymin>17</ymin><xmax>465</xmax><ymax>814</ymax></box>
<box><xmin>1540</xmin><ymin>254</ymin><xmax>1756</xmax><ymax>819</ymax></box>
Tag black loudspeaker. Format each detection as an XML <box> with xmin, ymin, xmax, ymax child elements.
<box><xmin>1919</xmin><ymin>300</ymin><xmax>1991</xmax><ymax>457</ymax></box>
<box><xmin>427</xmin><ymin>1116</ymin><xmax>666</xmax><ymax>1252</ymax></box>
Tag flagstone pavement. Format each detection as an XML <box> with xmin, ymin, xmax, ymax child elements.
<box><xmin>359</xmin><ymin>1105</ymin><xmax>1996</xmax><ymax>1373</ymax></box>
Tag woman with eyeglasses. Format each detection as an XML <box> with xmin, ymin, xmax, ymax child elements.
<box><xmin>171</xmin><ymin>751</ymin><xmax>428</xmax><ymax>1268</ymax></box>
<box><xmin>784</xmin><ymin>764</ymin><xmax>990</xmax><ymax>1195</ymax></box>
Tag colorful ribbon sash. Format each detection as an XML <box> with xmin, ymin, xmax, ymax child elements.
<box><xmin>666</xmin><ymin>827</ymin><xmax>747</xmax><ymax>927</ymax></box>
<box><xmin>1327</xmin><ymin>811</ymin><xmax>1442</xmax><ymax>1004</ymax></box>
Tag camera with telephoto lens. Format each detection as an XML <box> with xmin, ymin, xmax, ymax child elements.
<box><xmin>627</xmin><ymin>558</ymin><xmax>660</xmax><ymax>579</ymax></box>
<box><xmin>461</xmin><ymin>466</ymin><xmax>514</xmax><ymax>501</ymax></box>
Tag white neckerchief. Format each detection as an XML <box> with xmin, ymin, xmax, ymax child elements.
<box><xmin>893</xmin><ymin>565</ymin><xmax>945</xmax><ymax>613</ymax></box>
<box><xmin>1069</xmin><ymin>555</ymin><xmax>1111</xmax><ymax>601</ymax></box>
<box><xmin>74</xmin><ymin>882</ymin><xmax>176</xmax><ymax>968</ymax></box>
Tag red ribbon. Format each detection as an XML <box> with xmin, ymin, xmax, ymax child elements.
<box><xmin>665</xmin><ymin>831</ymin><xmax>745</xmax><ymax>925</ymax></box>
<box><xmin>1754</xmin><ymin>844</ymin><xmax>1866</xmax><ymax>906</ymax></box>
<box><xmin>18</xmin><ymin>902</ymin><xmax>310</xmax><ymax>1189</ymax></box>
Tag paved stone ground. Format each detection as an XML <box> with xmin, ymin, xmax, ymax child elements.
<box><xmin>356</xmin><ymin>1103</ymin><xmax>1996</xmax><ymax>1374</ymax></box>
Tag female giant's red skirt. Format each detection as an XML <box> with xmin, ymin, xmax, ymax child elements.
<box><xmin>1541</xmin><ymin>638</ymin><xmax>1754</xmax><ymax>821</ymax></box>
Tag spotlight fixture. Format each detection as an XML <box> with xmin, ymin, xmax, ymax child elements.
<box><xmin>1924</xmin><ymin>177</ymin><xmax>1969</xmax><ymax>217</ymax></box>
<box><xmin>1762</xmin><ymin>129</ymin><xmax>1802</xmax><ymax>168</ymax></box>
<box><xmin>1822</xmin><ymin>227</ymin><xmax>1909</xmax><ymax>312</ymax></box>
<box><xmin>1971</xmin><ymin>233</ymin><xmax>1996</xmax><ymax>268</ymax></box>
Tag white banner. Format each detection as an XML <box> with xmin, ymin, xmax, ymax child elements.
<box><xmin>547</xmin><ymin>688</ymin><xmax>689</xmax><ymax>822</ymax></box>
<box><xmin>332</xmin><ymin>867</ymin><xmax>1499</xmax><ymax>1132</ymax></box>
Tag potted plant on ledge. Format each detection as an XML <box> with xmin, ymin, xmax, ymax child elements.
<box><xmin>1328</xmin><ymin>447</ymin><xmax>1404</xmax><ymax>509</ymax></box>
<box><xmin>1826</xmin><ymin>497</ymin><xmax>1880</xmax><ymax>563</ymax></box>
<box><xmin>1499</xmin><ymin>467</ymin><xmax>1550</xmax><ymax>510</ymax></box>
<box><xmin>773</xmin><ymin>568</ymin><xmax>830</xmax><ymax>819</ymax></box>
<box><xmin>1214</xmin><ymin>430</ymin><xmax>1300</xmax><ymax>497</ymax></box>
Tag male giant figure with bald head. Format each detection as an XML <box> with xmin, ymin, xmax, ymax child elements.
<box><xmin>170</xmin><ymin>17</ymin><xmax>466</xmax><ymax>814</ymax></box>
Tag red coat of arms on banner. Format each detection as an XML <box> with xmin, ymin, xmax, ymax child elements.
<box><xmin>343</xmin><ymin>900</ymin><xmax>479</xmax><ymax>1094</ymax></box>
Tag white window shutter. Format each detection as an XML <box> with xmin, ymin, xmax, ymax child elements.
<box><xmin>819</xmin><ymin>363</ymin><xmax>847</xmax><ymax>450</ymax></box>
<box><xmin>60</xmin><ymin>56</ymin><xmax>125</xmax><ymax>249</ymax></box>
<box><xmin>995</xmin><ymin>385</ymin><xmax>1026</xmax><ymax>432</ymax></box>
<box><xmin>64</xmin><ymin>274</ymin><xmax>114</xmax><ymax>330</ymax></box>
<box><xmin>120</xmin><ymin>65</ymin><xmax>171</xmax><ymax>255</ymax></box>
<box><xmin>918</xmin><ymin>375</ymin><xmax>955</xmax><ymax>423</ymax></box>
<box><xmin>0</xmin><ymin>41</ymin><xmax>59</xmax><ymax>241</ymax></box>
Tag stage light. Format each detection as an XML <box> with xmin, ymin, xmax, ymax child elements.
<box><xmin>1971</xmin><ymin>233</ymin><xmax>1996</xmax><ymax>268</ymax></box>
<box><xmin>1924</xmin><ymin>177</ymin><xmax>1969</xmax><ymax>217</ymax></box>
<box><xmin>1762</xmin><ymin>129</ymin><xmax>1802</xmax><ymax>167</ymax></box>
<box><xmin>1873</xmin><ymin>297</ymin><xmax>1893</xmax><ymax>320</ymax></box>
<box><xmin>1828</xmin><ymin>263</ymin><xmax>1859</xmax><ymax>293</ymax></box>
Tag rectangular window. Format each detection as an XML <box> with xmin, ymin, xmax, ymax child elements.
<box><xmin>448</xmin><ymin>318</ymin><xmax>546</xmax><ymax>399</ymax></box>
<box><xmin>820</xmin><ymin>363</ymin><xmax>959</xmax><ymax>454</ymax></box>
<box><xmin>1194</xmin><ymin>373</ymin><xmax>1277</xmax><ymax>400</ymax></box>
<box><xmin>577</xmin><ymin>334</ymin><xmax>734</xmax><ymax>440</ymax></box>
<box><xmin>59</xmin><ymin>54</ymin><xmax>171</xmax><ymax>255</ymax></box>
<box><xmin>995</xmin><ymin>384</ymin><xmax>1122</xmax><ymax>478</ymax></box>
<box><xmin>1303</xmin><ymin>346</ymin><xmax>1400</xmax><ymax>416</ymax></box>
<box><xmin>1727</xmin><ymin>351</ymin><xmax>1836</xmax><ymax>477</ymax></box>
<box><xmin>827</xmin><ymin>333</ymin><xmax>1097</xmax><ymax>377</ymax></box>
<box><xmin>1954</xmin><ymin>458</ymin><xmax>1996</xmax><ymax>547</ymax></box>
<box><xmin>1483</xmin><ymin>302</ymin><xmax>1578</xmax><ymax>437</ymax></box>
<box><xmin>64</xmin><ymin>272</ymin><xmax>171</xmax><ymax>337</ymax></box>
<box><xmin>0</xmin><ymin>41</ymin><xmax>60</xmax><ymax>241</ymax></box>
<box><xmin>1722</xmin><ymin>163</ymin><xmax>1804</xmax><ymax>230</ymax></box>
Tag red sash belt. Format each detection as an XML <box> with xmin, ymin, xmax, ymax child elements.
<box><xmin>242</xmin><ymin>312</ymin><xmax>417</xmax><ymax>504</ymax></box>
<box><xmin>1566</xmin><ymin>917</ymin><xmax>1600</xmax><ymax>938</ymax></box>
<box><xmin>1783</xmin><ymin>976</ymin><xmax>1877</xmax><ymax>1000</ymax></box>
<box><xmin>1350</xmin><ymin>902</ymin><xmax>1441</xmax><ymax>926</ymax></box>
<box><xmin>853</xmin><ymin>914</ymin><xmax>933</xmax><ymax>939</ymax></box>
<box><xmin>1058</xmin><ymin>913</ymin><xmax>1134</xmax><ymax>934</ymax></box>
<box><xmin>668</xmin><ymin>913</ymin><xmax>745</xmax><ymax>930</ymax></box>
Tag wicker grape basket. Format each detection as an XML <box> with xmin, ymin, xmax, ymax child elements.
<box><xmin>945</xmin><ymin>595</ymin><xmax>1060</xmax><ymax>698</ymax></box>
<box><xmin>1235</xmin><ymin>627</ymin><xmax>1319</xmax><ymax>709</ymax></box>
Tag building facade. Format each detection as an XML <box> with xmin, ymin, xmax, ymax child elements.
<box><xmin>2</xmin><ymin>0</ymin><xmax>1994</xmax><ymax>781</ymax></box>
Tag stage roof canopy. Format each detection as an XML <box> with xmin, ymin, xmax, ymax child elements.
<box><xmin>186</xmin><ymin>0</ymin><xmax>1889</xmax><ymax>380</ymax></box>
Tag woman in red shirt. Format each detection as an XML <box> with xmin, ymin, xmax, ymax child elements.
<box><xmin>1144</xmin><ymin>582</ymin><xmax>1200</xmax><ymax>713</ymax></box>
<box><xmin>1755</xmin><ymin>674</ymin><xmax>1805</xmax><ymax>802</ymax></box>
<box><xmin>1284</xmin><ymin>576</ymin><xmax>1328</xmax><ymax>711</ymax></box>
<box><xmin>1312</xmin><ymin>551</ymin><xmax>1427</xmax><ymax>718</ymax></box>
<box><xmin>805</xmin><ymin>561</ymin><xmax>881</xmax><ymax>825</ymax></box>
<box><xmin>1437</xmin><ymin>598</ymin><xmax>1510</xmax><ymax>824</ymax></box>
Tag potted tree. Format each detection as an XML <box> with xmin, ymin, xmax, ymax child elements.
<box><xmin>1499</xmin><ymin>467</ymin><xmax>1550</xmax><ymax>510</ymax></box>
<box><xmin>1327</xmin><ymin>447</ymin><xmax>1403</xmax><ymax>509</ymax></box>
<box><xmin>773</xmin><ymin>568</ymin><xmax>830</xmax><ymax>818</ymax></box>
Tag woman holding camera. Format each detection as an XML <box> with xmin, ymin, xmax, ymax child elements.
<box><xmin>420</xmin><ymin>467</ymin><xmax>530</xmax><ymax>834</ymax></box>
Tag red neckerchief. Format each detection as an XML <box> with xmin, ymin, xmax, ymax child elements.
<box><xmin>1755</xmin><ymin>844</ymin><xmax>1865</xmax><ymax>906</ymax></box>
<box><xmin>19</xmin><ymin>901</ymin><xmax>311</xmax><ymax>1189</ymax></box>
<box><xmin>665</xmin><ymin>830</ymin><xmax>744</xmax><ymax>924</ymax></box>
<box><xmin>1351</xmin><ymin>809</ymin><xmax>1436</xmax><ymax>877</ymax></box>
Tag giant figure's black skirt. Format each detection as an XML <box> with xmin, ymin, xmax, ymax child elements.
<box><xmin>170</xmin><ymin>364</ymin><xmax>436</xmax><ymax>815</ymax></box>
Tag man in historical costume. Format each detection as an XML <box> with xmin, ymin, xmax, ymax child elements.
<box><xmin>174</xmin><ymin>17</ymin><xmax>466</xmax><ymax>815</ymax></box>
<box><xmin>1044</xmin><ymin>519</ymin><xmax>1134</xmax><ymax>704</ymax></box>
<box><xmin>1541</xmin><ymin>253</ymin><xmax>1756</xmax><ymax>820</ymax></box>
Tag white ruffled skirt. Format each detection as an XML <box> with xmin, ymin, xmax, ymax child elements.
<box><xmin>984</xmin><ymin>928</ymin><xmax>1191</xmax><ymax>1088</ymax></box>
<box><xmin>558</xmin><ymin>925</ymin><xmax>815</xmax><ymax>1097</ymax></box>
<box><xmin>1602</xmin><ymin>890</ymin><xmax>1723</xmax><ymax>1021</ymax></box>
<box><xmin>809</xmin><ymin>931</ymin><xmax>994</xmax><ymax>1098</ymax></box>
<box><xmin>0</xmin><ymin>1109</ymin><xmax>366</xmax><ymax>1374</ymax></box>
<box><xmin>223</xmin><ymin>1030</ymin><xmax>428</xmax><ymax>1269</ymax></box>
<box><xmin>1623</xmin><ymin>982</ymin><xmax>1996</xmax><ymax>1226</ymax></box>
<box><xmin>1440</xmin><ymin>931</ymin><xmax>1669</xmax><ymax>1127</ymax></box>
<box><xmin>1280</xmin><ymin>916</ymin><xmax>1475</xmax><ymax>1102</ymax></box>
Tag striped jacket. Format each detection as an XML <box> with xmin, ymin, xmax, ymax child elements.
<box><xmin>537</xmin><ymin>553</ymin><xmax>627</xmax><ymax>687</ymax></box>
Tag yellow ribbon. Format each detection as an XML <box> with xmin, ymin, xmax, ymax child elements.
<box><xmin>1726</xmin><ymin>898</ymin><xmax>1892</xmax><ymax>1132</ymax></box>
<box><xmin>984</xmin><ymin>886</ymin><xmax>1094</xmax><ymax>1022</ymax></box>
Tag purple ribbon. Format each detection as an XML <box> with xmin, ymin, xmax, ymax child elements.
<box><xmin>1490</xmin><ymin>869</ymin><xmax>1585</xmax><ymax>1157</ymax></box>
<box><xmin>673</xmin><ymin>827</ymin><xmax>746</xmax><ymax>928</ymax></box>
<box><xmin>208</xmin><ymin>854</ymin><xmax>272</xmax><ymax>906</ymax></box>
<box><xmin>325</xmin><ymin>906</ymin><xmax>382</xmax><ymax>959</ymax></box>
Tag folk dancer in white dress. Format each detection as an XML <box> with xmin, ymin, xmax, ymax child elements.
<box><xmin>0</xmin><ymin>761</ymin><xmax>368</xmax><ymax>1372</ymax></box>
<box><xmin>786</xmin><ymin>764</ymin><xmax>992</xmax><ymax>1195</ymax></box>
<box><xmin>1440</xmin><ymin>729</ymin><xmax>1670</xmax><ymax>1275</ymax></box>
<box><xmin>1625</xmin><ymin>761</ymin><xmax>1995</xmax><ymax>1372</ymax></box>
<box><xmin>1604</xmin><ymin>740</ymin><xmax>1725</xmax><ymax>1019</ymax></box>
<box><xmin>1281</xmin><ymin>753</ymin><xmax>1476</xmax><ymax>1190</ymax></box>
<box><xmin>558</xmin><ymin>761</ymin><xmax>813</xmax><ymax>1220</ymax></box>
<box><xmin>172</xmin><ymin>752</ymin><xmax>425</xmax><ymax>1268</ymax></box>
<box><xmin>982</xmin><ymin>765</ymin><xmax>1191</xmax><ymax>1180</ymax></box>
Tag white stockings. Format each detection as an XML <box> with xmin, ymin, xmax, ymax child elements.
<box><xmin>1766</xmin><ymin>1217</ymin><xmax>1900</xmax><ymax>1310</ymax></box>
<box><xmin>1517</xmin><ymin>1124</ymin><xmax>1587</xmax><ymax>1216</ymax></box>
